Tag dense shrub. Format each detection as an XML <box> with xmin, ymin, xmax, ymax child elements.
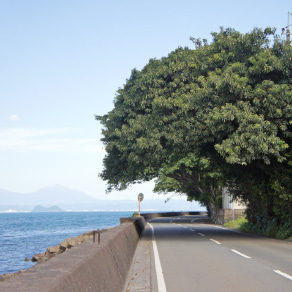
<box><xmin>239</xmin><ymin>216</ymin><xmax>291</xmax><ymax>239</ymax></box>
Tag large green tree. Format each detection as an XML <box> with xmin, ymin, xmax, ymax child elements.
<box><xmin>97</xmin><ymin>27</ymin><xmax>292</xmax><ymax>226</ymax></box>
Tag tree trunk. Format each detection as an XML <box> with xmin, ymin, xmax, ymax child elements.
<box><xmin>208</xmin><ymin>202</ymin><xmax>217</xmax><ymax>223</ymax></box>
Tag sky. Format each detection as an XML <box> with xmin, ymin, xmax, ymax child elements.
<box><xmin>0</xmin><ymin>0</ymin><xmax>291</xmax><ymax>200</ymax></box>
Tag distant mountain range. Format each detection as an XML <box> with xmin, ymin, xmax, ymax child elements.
<box><xmin>0</xmin><ymin>185</ymin><xmax>205</xmax><ymax>212</ymax></box>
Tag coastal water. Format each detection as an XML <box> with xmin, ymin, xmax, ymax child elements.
<box><xmin>0</xmin><ymin>211</ymin><xmax>132</xmax><ymax>275</ymax></box>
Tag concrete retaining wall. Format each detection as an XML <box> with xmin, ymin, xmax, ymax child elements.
<box><xmin>216</xmin><ymin>209</ymin><xmax>246</xmax><ymax>225</ymax></box>
<box><xmin>0</xmin><ymin>217</ymin><xmax>146</xmax><ymax>292</ymax></box>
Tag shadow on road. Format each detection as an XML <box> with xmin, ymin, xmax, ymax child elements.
<box><xmin>143</xmin><ymin>216</ymin><xmax>290</xmax><ymax>245</ymax></box>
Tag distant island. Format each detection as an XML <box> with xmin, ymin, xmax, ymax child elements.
<box><xmin>0</xmin><ymin>185</ymin><xmax>206</xmax><ymax>212</ymax></box>
<box><xmin>31</xmin><ymin>205</ymin><xmax>63</xmax><ymax>213</ymax></box>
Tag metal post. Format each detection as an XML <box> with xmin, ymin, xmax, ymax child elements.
<box><xmin>93</xmin><ymin>230</ymin><xmax>101</xmax><ymax>244</ymax></box>
<box><xmin>137</xmin><ymin>193</ymin><xmax>144</xmax><ymax>217</ymax></box>
<box><xmin>97</xmin><ymin>231</ymin><xmax>100</xmax><ymax>244</ymax></box>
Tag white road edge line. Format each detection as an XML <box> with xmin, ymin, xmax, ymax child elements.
<box><xmin>198</xmin><ymin>233</ymin><xmax>205</xmax><ymax>237</ymax></box>
<box><xmin>231</xmin><ymin>249</ymin><xmax>251</xmax><ymax>259</ymax></box>
<box><xmin>210</xmin><ymin>239</ymin><xmax>222</xmax><ymax>245</ymax></box>
<box><xmin>148</xmin><ymin>223</ymin><xmax>167</xmax><ymax>292</ymax></box>
<box><xmin>274</xmin><ymin>270</ymin><xmax>292</xmax><ymax>281</ymax></box>
<box><xmin>206</xmin><ymin>224</ymin><xmax>244</xmax><ymax>235</ymax></box>
<box><xmin>207</xmin><ymin>225</ymin><xmax>227</xmax><ymax>230</ymax></box>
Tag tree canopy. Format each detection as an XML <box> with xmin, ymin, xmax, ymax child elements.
<box><xmin>97</xmin><ymin>27</ymin><xmax>292</xmax><ymax>230</ymax></box>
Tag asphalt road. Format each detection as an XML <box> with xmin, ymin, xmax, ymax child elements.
<box><xmin>127</xmin><ymin>216</ymin><xmax>292</xmax><ymax>292</ymax></box>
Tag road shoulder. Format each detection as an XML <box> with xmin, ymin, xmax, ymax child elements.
<box><xmin>125</xmin><ymin>226</ymin><xmax>153</xmax><ymax>292</ymax></box>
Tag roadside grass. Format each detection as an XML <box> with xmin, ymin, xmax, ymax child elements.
<box><xmin>223</xmin><ymin>217</ymin><xmax>247</xmax><ymax>230</ymax></box>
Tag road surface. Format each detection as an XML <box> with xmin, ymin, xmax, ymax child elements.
<box><xmin>126</xmin><ymin>216</ymin><xmax>292</xmax><ymax>292</ymax></box>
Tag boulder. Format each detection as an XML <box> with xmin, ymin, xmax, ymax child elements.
<box><xmin>32</xmin><ymin>252</ymin><xmax>50</xmax><ymax>262</ymax></box>
<box><xmin>59</xmin><ymin>239</ymin><xmax>69</xmax><ymax>251</ymax></box>
<box><xmin>0</xmin><ymin>272</ymin><xmax>19</xmax><ymax>282</ymax></box>
<box><xmin>28</xmin><ymin>230</ymin><xmax>108</xmax><ymax>265</ymax></box>
<box><xmin>77</xmin><ymin>234</ymin><xmax>85</xmax><ymax>243</ymax></box>
<box><xmin>46</xmin><ymin>245</ymin><xmax>60</xmax><ymax>254</ymax></box>
<box><xmin>37</xmin><ymin>254</ymin><xmax>51</xmax><ymax>263</ymax></box>
<box><xmin>82</xmin><ymin>232</ymin><xmax>93</xmax><ymax>241</ymax></box>
<box><xmin>67</xmin><ymin>237</ymin><xmax>79</xmax><ymax>248</ymax></box>
<box><xmin>31</xmin><ymin>254</ymin><xmax>41</xmax><ymax>262</ymax></box>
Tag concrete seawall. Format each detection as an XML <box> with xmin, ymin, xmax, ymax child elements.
<box><xmin>0</xmin><ymin>217</ymin><xmax>146</xmax><ymax>292</ymax></box>
<box><xmin>0</xmin><ymin>212</ymin><xmax>205</xmax><ymax>291</ymax></box>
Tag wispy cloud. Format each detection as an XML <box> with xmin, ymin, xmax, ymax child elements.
<box><xmin>9</xmin><ymin>115</ymin><xmax>20</xmax><ymax>121</ymax></box>
<box><xmin>0</xmin><ymin>128</ymin><xmax>104</xmax><ymax>153</ymax></box>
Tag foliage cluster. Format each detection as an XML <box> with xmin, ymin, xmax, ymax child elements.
<box><xmin>97</xmin><ymin>27</ymin><xmax>292</xmax><ymax>234</ymax></box>
<box><xmin>240</xmin><ymin>216</ymin><xmax>291</xmax><ymax>239</ymax></box>
<box><xmin>131</xmin><ymin>212</ymin><xmax>139</xmax><ymax>218</ymax></box>
<box><xmin>223</xmin><ymin>217</ymin><xmax>247</xmax><ymax>230</ymax></box>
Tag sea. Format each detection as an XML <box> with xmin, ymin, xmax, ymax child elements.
<box><xmin>0</xmin><ymin>211</ymin><xmax>133</xmax><ymax>275</ymax></box>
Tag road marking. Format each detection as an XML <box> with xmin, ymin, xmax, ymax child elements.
<box><xmin>190</xmin><ymin>229</ymin><xmax>196</xmax><ymax>232</ymax></box>
<box><xmin>198</xmin><ymin>233</ymin><xmax>205</xmax><ymax>237</ymax></box>
<box><xmin>148</xmin><ymin>223</ymin><xmax>167</xmax><ymax>292</ymax></box>
<box><xmin>207</xmin><ymin>225</ymin><xmax>227</xmax><ymax>230</ymax></box>
<box><xmin>274</xmin><ymin>270</ymin><xmax>292</xmax><ymax>281</ymax></box>
<box><xmin>210</xmin><ymin>239</ymin><xmax>221</xmax><ymax>245</ymax></box>
<box><xmin>231</xmin><ymin>249</ymin><xmax>251</xmax><ymax>259</ymax></box>
<box><xmin>206</xmin><ymin>224</ymin><xmax>245</xmax><ymax>235</ymax></box>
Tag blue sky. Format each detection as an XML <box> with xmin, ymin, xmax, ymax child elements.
<box><xmin>0</xmin><ymin>0</ymin><xmax>291</xmax><ymax>200</ymax></box>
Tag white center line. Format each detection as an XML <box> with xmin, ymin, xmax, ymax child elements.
<box><xmin>231</xmin><ymin>249</ymin><xmax>251</xmax><ymax>259</ymax></box>
<box><xmin>274</xmin><ymin>270</ymin><xmax>292</xmax><ymax>281</ymax></box>
<box><xmin>198</xmin><ymin>233</ymin><xmax>205</xmax><ymax>237</ymax></box>
<box><xmin>148</xmin><ymin>223</ymin><xmax>167</xmax><ymax>292</ymax></box>
<box><xmin>210</xmin><ymin>239</ymin><xmax>222</xmax><ymax>245</ymax></box>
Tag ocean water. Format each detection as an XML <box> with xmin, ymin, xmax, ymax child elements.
<box><xmin>0</xmin><ymin>211</ymin><xmax>132</xmax><ymax>275</ymax></box>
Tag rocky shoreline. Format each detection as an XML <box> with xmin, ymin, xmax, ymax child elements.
<box><xmin>0</xmin><ymin>229</ymin><xmax>107</xmax><ymax>282</ymax></box>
